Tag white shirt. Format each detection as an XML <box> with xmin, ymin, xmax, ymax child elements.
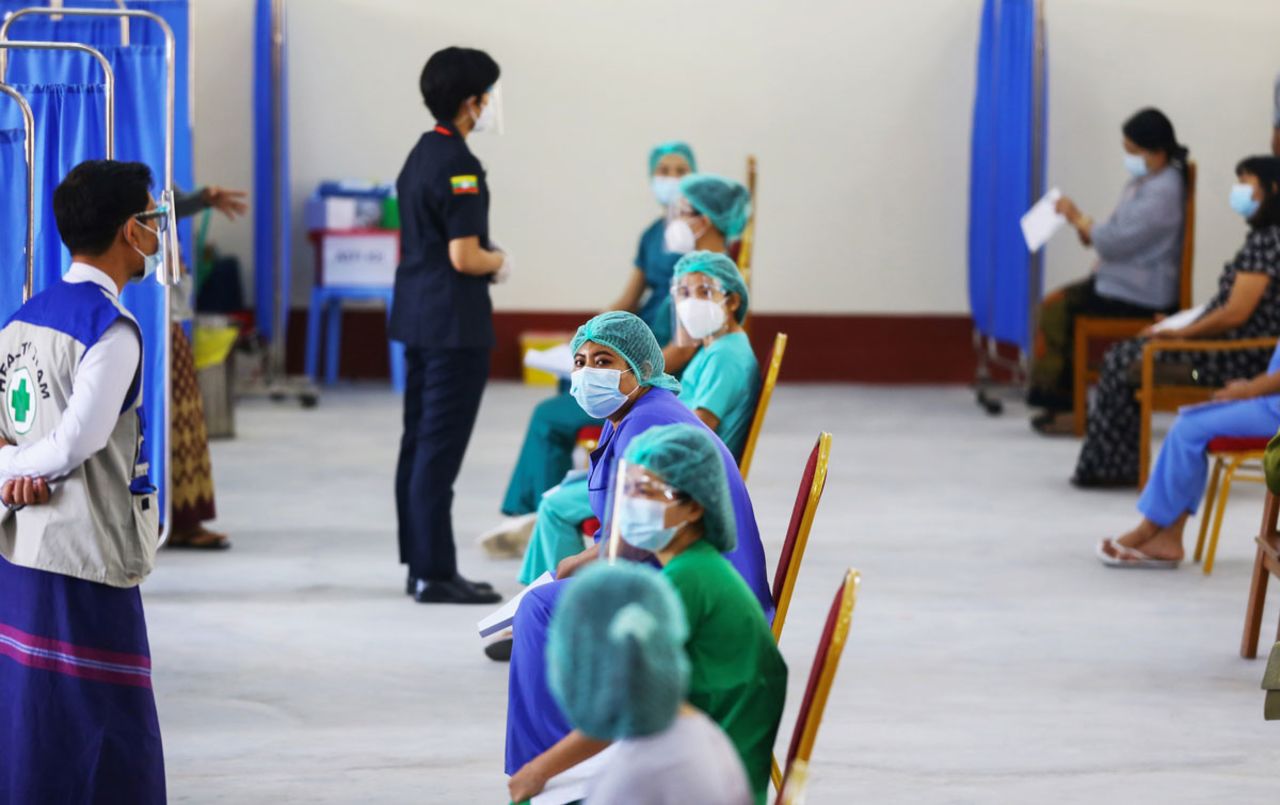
<box><xmin>585</xmin><ymin>710</ymin><xmax>753</xmax><ymax>805</ymax></box>
<box><xmin>0</xmin><ymin>262</ymin><xmax>141</xmax><ymax>483</ymax></box>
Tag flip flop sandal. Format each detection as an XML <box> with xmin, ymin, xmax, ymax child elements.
<box><xmin>167</xmin><ymin>528</ymin><xmax>232</xmax><ymax>551</ymax></box>
<box><xmin>1096</xmin><ymin>538</ymin><xmax>1179</xmax><ymax>569</ymax></box>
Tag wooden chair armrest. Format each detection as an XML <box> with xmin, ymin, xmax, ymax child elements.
<box><xmin>1075</xmin><ymin>317</ymin><xmax>1153</xmax><ymax>340</ymax></box>
<box><xmin>1145</xmin><ymin>336</ymin><xmax>1279</xmax><ymax>356</ymax></box>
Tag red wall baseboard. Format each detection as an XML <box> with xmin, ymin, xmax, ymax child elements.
<box><xmin>285</xmin><ymin>309</ymin><xmax>983</xmax><ymax>383</ymax></box>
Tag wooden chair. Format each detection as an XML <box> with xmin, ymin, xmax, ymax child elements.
<box><xmin>1072</xmin><ymin>161</ymin><xmax>1197</xmax><ymax>436</ymax></box>
<box><xmin>739</xmin><ymin>332</ymin><xmax>788</xmax><ymax>481</ymax></box>
<box><xmin>1135</xmin><ymin>337</ymin><xmax>1278</xmax><ymax>486</ymax></box>
<box><xmin>772</xmin><ymin>569</ymin><xmax>861</xmax><ymax>803</ymax></box>
<box><xmin>770</xmin><ymin>432</ymin><xmax>832</xmax><ymax>642</ymax></box>
<box><xmin>1193</xmin><ymin>436</ymin><xmax>1269</xmax><ymax>575</ymax></box>
<box><xmin>1241</xmin><ymin>491</ymin><xmax>1280</xmax><ymax>659</ymax></box>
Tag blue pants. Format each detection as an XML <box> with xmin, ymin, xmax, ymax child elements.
<box><xmin>505</xmin><ymin>578</ymin><xmax>571</xmax><ymax>774</ymax></box>
<box><xmin>518</xmin><ymin>477</ymin><xmax>594</xmax><ymax>585</ymax></box>
<box><xmin>1137</xmin><ymin>398</ymin><xmax>1280</xmax><ymax>526</ymax></box>
<box><xmin>500</xmin><ymin>391</ymin><xmax>598</xmax><ymax>516</ymax></box>
<box><xmin>396</xmin><ymin>347</ymin><xmax>490</xmax><ymax>580</ymax></box>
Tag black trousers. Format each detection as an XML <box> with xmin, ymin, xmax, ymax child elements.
<box><xmin>396</xmin><ymin>346</ymin><xmax>490</xmax><ymax>580</ymax></box>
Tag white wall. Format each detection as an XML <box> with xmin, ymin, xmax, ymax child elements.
<box><xmin>192</xmin><ymin>0</ymin><xmax>1280</xmax><ymax>315</ymax></box>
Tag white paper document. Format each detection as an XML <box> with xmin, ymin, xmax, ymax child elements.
<box><xmin>477</xmin><ymin>571</ymin><xmax>554</xmax><ymax>638</ymax></box>
<box><xmin>528</xmin><ymin>746</ymin><xmax>617</xmax><ymax>805</ymax></box>
<box><xmin>1020</xmin><ymin>187</ymin><xmax>1066</xmax><ymax>252</ymax></box>
<box><xmin>523</xmin><ymin>343</ymin><xmax>574</xmax><ymax>379</ymax></box>
<box><xmin>1150</xmin><ymin>304</ymin><xmax>1207</xmax><ymax>333</ymax></box>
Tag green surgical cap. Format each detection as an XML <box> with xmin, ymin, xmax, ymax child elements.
<box><xmin>571</xmin><ymin>312</ymin><xmax>680</xmax><ymax>393</ymax></box>
<box><xmin>648</xmin><ymin>141</ymin><xmax>697</xmax><ymax>175</ymax></box>
<box><xmin>624</xmin><ymin>423</ymin><xmax>737</xmax><ymax>553</ymax></box>
<box><xmin>673</xmin><ymin>250</ymin><xmax>750</xmax><ymax>324</ymax></box>
<box><xmin>548</xmin><ymin>562</ymin><xmax>690</xmax><ymax>740</ymax></box>
<box><xmin>679</xmin><ymin>174</ymin><xmax>751</xmax><ymax>240</ymax></box>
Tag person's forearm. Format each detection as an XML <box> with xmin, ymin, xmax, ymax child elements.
<box><xmin>447</xmin><ymin>237</ymin><xmax>504</xmax><ymax>276</ymax></box>
<box><xmin>608</xmin><ymin>269</ymin><xmax>647</xmax><ymax>313</ymax></box>
<box><xmin>527</xmin><ymin>731</ymin><xmax>610</xmax><ymax>785</ymax></box>
<box><xmin>173</xmin><ymin>186</ymin><xmax>209</xmax><ymax>220</ymax></box>
<box><xmin>1177</xmin><ymin>309</ymin><xmax>1233</xmax><ymax>339</ymax></box>
<box><xmin>1248</xmin><ymin>371</ymin><xmax>1280</xmax><ymax>398</ymax></box>
<box><xmin>1272</xmin><ymin>128</ymin><xmax>1280</xmax><ymax>158</ymax></box>
<box><xmin>662</xmin><ymin>343</ymin><xmax>698</xmax><ymax>374</ymax></box>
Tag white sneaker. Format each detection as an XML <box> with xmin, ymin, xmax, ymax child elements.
<box><xmin>477</xmin><ymin>513</ymin><xmax>537</xmax><ymax>559</ymax></box>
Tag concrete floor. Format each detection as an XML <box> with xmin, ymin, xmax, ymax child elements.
<box><xmin>145</xmin><ymin>383</ymin><xmax>1280</xmax><ymax>804</ymax></box>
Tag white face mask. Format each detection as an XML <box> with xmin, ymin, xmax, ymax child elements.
<box><xmin>651</xmin><ymin>176</ymin><xmax>681</xmax><ymax>207</ymax></box>
<box><xmin>664</xmin><ymin>219</ymin><xmax>699</xmax><ymax>254</ymax></box>
<box><xmin>676</xmin><ymin>297</ymin><xmax>728</xmax><ymax>340</ymax></box>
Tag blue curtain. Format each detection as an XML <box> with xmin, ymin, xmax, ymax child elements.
<box><xmin>0</xmin><ymin>127</ymin><xmax>29</xmax><ymax>314</ymax></box>
<box><xmin>967</xmin><ymin>0</ymin><xmax>1047</xmax><ymax>351</ymax></box>
<box><xmin>0</xmin><ymin>83</ymin><xmax>108</xmax><ymax>316</ymax></box>
<box><xmin>1</xmin><ymin>0</ymin><xmax>193</xmax><ymax>514</ymax></box>
<box><xmin>253</xmin><ymin>0</ymin><xmax>290</xmax><ymax>343</ymax></box>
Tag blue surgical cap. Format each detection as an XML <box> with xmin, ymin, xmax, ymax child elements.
<box><xmin>624</xmin><ymin>423</ymin><xmax>737</xmax><ymax>553</ymax></box>
<box><xmin>571</xmin><ymin>312</ymin><xmax>681</xmax><ymax>393</ymax></box>
<box><xmin>548</xmin><ymin>562</ymin><xmax>690</xmax><ymax>740</ymax></box>
<box><xmin>679</xmin><ymin>174</ymin><xmax>751</xmax><ymax>240</ymax></box>
<box><xmin>673</xmin><ymin>250</ymin><xmax>750</xmax><ymax>324</ymax></box>
<box><xmin>648</xmin><ymin>141</ymin><xmax>697</xmax><ymax>175</ymax></box>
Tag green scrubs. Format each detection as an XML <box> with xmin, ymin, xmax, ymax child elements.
<box><xmin>517</xmin><ymin>476</ymin><xmax>593</xmax><ymax>585</ymax></box>
<box><xmin>664</xmin><ymin>541</ymin><xmax>787</xmax><ymax>805</ymax></box>
<box><xmin>677</xmin><ymin>331</ymin><xmax>759</xmax><ymax>459</ymax></box>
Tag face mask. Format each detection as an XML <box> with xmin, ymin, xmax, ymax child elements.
<box><xmin>676</xmin><ymin>297</ymin><xmax>728</xmax><ymax>340</ymax></box>
<box><xmin>1230</xmin><ymin>183</ymin><xmax>1260</xmax><ymax>218</ymax></box>
<box><xmin>664</xmin><ymin>219</ymin><xmax>699</xmax><ymax>254</ymax></box>
<box><xmin>617</xmin><ymin>495</ymin><xmax>683</xmax><ymax>553</ymax></box>
<box><xmin>651</xmin><ymin>176</ymin><xmax>680</xmax><ymax>207</ymax></box>
<box><xmin>570</xmin><ymin>366</ymin><xmax>635</xmax><ymax>418</ymax></box>
<box><xmin>131</xmin><ymin>222</ymin><xmax>162</xmax><ymax>280</ymax></box>
<box><xmin>1123</xmin><ymin>153</ymin><xmax>1149</xmax><ymax>178</ymax></box>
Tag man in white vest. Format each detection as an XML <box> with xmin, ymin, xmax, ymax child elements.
<box><xmin>0</xmin><ymin>160</ymin><xmax>165</xmax><ymax>803</ymax></box>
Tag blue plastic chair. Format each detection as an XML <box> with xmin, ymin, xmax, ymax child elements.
<box><xmin>304</xmin><ymin>285</ymin><xmax>406</xmax><ymax>392</ymax></box>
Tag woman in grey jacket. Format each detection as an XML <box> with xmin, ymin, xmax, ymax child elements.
<box><xmin>1028</xmin><ymin>108</ymin><xmax>1189</xmax><ymax>433</ymax></box>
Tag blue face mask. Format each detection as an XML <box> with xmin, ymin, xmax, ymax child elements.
<box><xmin>1230</xmin><ymin>183</ymin><xmax>1260</xmax><ymax>219</ymax></box>
<box><xmin>617</xmin><ymin>495</ymin><xmax>682</xmax><ymax>553</ymax></box>
<box><xmin>131</xmin><ymin>221</ymin><xmax>163</xmax><ymax>280</ymax></box>
<box><xmin>651</xmin><ymin>176</ymin><xmax>680</xmax><ymax>207</ymax></box>
<box><xmin>1123</xmin><ymin>153</ymin><xmax>1149</xmax><ymax>178</ymax></box>
<box><xmin>570</xmin><ymin>366</ymin><xmax>635</xmax><ymax>419</ymax></box>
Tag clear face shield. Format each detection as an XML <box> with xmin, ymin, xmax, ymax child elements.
<box><xmin>471</xmin><ymin>82</ymin><xmax>504</xmax><ymax>135</ymax></box>
<box><xmin>670</xmin><ymin>274</ymin><xmax>730</xmax><ymax>347</ymax></box>
<box><xmin>602</xmin><ymin>461</ymin><xmax>684</xmax><ymax>561</ymax></box>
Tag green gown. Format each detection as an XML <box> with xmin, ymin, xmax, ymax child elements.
<box><xmin>664</xmin><ymin>541</ymin><xmax>787</xmax><ymax>805</ymax></box>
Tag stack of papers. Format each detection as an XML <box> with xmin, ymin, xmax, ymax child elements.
<box><xmin>524</xmin><ymin>344</ymin><xmax>574</xmax><ymax>379</ymax></box>
<box><xmin>1020</xmin><ymin>187</ymin><xmax>1066</xmax><ymax>252</ymax></box>
<box><xmin>528</xmin><ymin>746</ymin><xmax>617</xmax><ymax>805</ymax></box>
<box><xmin>1150</xmin><ymin>304</ymin><xmax>1206</xmax><ymax>334</ymax></box>
<box><xmin>477</xmin><ymin>572</ymin><xmax>554</xmax><ymax>638</ymax></box>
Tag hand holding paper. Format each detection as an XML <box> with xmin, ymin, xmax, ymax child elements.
<box><xmin>1021</xmin><ymin>187</ymin><xmax>1066</xmax><ymax>252</ymax></box>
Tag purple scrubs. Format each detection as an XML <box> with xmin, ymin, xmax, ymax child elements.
<box><xmin>505</xmin><ymin>388</ymin><xmax>772</xmax><ymax>773</ymax></box>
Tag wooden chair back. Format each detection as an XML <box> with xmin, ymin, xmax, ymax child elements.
<box><xmin>739</xmin><ymin>332</ymin><xmax>788</xmax><ymax>481</ymax></box>
<box><xmin>770</xmin><ymin>432</ymin><xmax>832</xmax><ymax>643</ymax></box>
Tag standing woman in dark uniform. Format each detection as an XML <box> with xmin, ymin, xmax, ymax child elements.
<box><xmin>392</xmin><ymin>47</ymin><xmax>508</xmax><ymax>605</ymax></box>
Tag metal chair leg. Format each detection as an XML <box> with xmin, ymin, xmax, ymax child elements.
<box><xmin>1194</xmin><ymin>456</ymin><xmax>1224</xmax><ymax>563</ymax></box>
<box><xmin>1204</xmin><ymin>457</ymin><xmax>1245</xmax><ymax>576</ymax></box>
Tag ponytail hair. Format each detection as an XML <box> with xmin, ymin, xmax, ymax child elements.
<box><xmin>1123</xmin><ymin>107</ymin><xmax>1190</xmax><ymax>184</ymax></box>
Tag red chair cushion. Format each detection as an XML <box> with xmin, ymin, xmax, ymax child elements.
<box><xmin>581</xmin><ymin>518</ymin><xmax>601</xmax><ymax>538</ymax></box>
<box><xmin>1206</xmin><ymin>436</ymin><xmax>1271</xmax><ymax>453</ymax></box>
<box><xmin>576</xmin><ymin>426</ymin><xmax>603</xmax><ymax>446</ymax></box>
<box><xmin>772</xmin><ymin>439</ymin><xmax>821</xmax><ymax>604</ymax></box>
<box><xmin>782</xmin><ymin>578</ymin><xmax>843</xmax><ymax>774</ymax></box>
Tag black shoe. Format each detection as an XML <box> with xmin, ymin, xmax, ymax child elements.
<box><xmin>414</xmin><ymin>576</ymin><xmax>502</xmax><ymax>605</ymax></box>
<box><xmin>1070</xmin><ymin>473</ymin><xmax>1137</xmax><ymax>489</ymax></box>
<box><xmin>484</xmin><ymin>637</ymin><xmax>514</xmax><ymax>662</ymax></box>
<box><xmin>407</xmin><ymin>573</ymin><xmax>494</xmax><ymax>595</ymax></box>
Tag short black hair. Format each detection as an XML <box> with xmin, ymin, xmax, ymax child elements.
<box><xmin>53</xmin><ymin>160</ymin><xmax>153</xmax><ymax>256</ymax></box>
<box><xmin>419</xmin><ymin>46</ymin><xmax>499</xmax><ymax>122</ymax></box>
<box><xmin>1236</xmin><ymin>155</ymin><xmax>1280</xmax><ymax>229</ymax></box>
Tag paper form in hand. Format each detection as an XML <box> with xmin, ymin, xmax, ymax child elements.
<box><xmin>523</xmin><ymin>344</ymin><xmax>574</xmax><ymax>379</ymax></box>
<box><xmin>478</xmin><ymin>571</ymin><xmax>554</xmax><ymax>638</ymax></box>
<box><xmin>528</xmin><ymin>746</ymin><xmax>617</xmax><ymax>805</ymax></box>
<box><xmin>1150</xmin><ymin>304</ymin><xmax>1206</xmax><ymax>333</ymax></box>
<box><xmin>1020</xmin><ymin>187</ymin><xmax>1066</xmax><ymax>252</ymax></box>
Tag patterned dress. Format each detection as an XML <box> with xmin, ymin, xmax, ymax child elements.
<box><xmin>170</xmin><ymin>323</ymin><xmax>216</xmax><ymax>529</ymax></box>
<box><xmin>1074</xmin><ymin>225</ymin><xmax>1280</xmax><ymax>484</ymax></box>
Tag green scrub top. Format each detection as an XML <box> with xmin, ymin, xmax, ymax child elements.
<box><xmin>678</xmin><ymin>331</ymin><xmax>760</xmax><ymax>459</ymax></box>
<box><xmin>663</xmin><ymin>541</ymin><xmax>787</xmax><ymax>805</ymax></box>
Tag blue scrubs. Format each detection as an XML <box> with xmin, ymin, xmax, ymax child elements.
<box><xmin>1137</xmin><ymin>345</ymin><xmax>1280</xmax><ymax>526</ymax></box>
<box><xmin>505</xmin><ymin>388</ymin><xmax>773</xmax><ymax>774</ymax></box>
<box><xmin>634</xmin><ymin>218</ymin><xmax>681</xmax><ymax>347</ymax></box>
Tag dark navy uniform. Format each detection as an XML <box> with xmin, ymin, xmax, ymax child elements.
<box><xmin>391</xmin><ymin>121</ymin><xmax>494</xmax><ymax>582</ymax></box>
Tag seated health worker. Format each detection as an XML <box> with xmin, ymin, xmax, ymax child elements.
<box><xmin>480</xmin><ymin>142</ymin><xmax>698</xmax><ymax>556</ymax></box>
<box><xmin>508</xmin><ymin>425</ymin><xmax>785</xmax><ymax>805</ymax></box>
<box><xmin>516</xmin><ymin>254</ymin><xmax>758</xmax><ymax>585</ymax></box>
<box><xmin>544</xmin><ymin>561</ymin><xmax>753</xmax><ymax>805</ymax></box>
<box><xmin>1028</xmin><ymin>108</ymin><xmax>1189</xmax><ymax>431</ymax></box>
<box><xmin>1073</xmin><ymin>156</ymin><xmax>1280</xmax><ymax>487</ymax></box>
<box><xmin>504</xmin><ymin>315</ymin><xmax>774</xmax><ymax>779</ymax></box>
<box><xmin>1098</xmin><ymin>339</ymin><xmax>1280</xmax><ymax>567</ymax></box>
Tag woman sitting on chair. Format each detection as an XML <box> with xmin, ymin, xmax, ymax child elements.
<box><xmin>517</xmin><ymin>252</ymin><xmax>758</xmax><ymax>586</ymax></box>
<box><xmin>1074</xmin><ymin>156</ymin><xmax>1280</xmax><ymax>487</ymax></box>
<box><xmin>1028</xmin><ymin>108</ymin><xmax>1189</xmax><ymax>433</ymax></box>
<box><xmin>504</xmin><ymin>315</ymin><xmax>773</xmax><ymax>783</ymax></box>
<box><xmin>509</xmin><ymin>425</ymin><xmax>785</xmax><ymax>805</ymax></box>
<box><xmin>544</xmin><ymin>561</ymin><xmax>754</xmax><ymax>805</ymax></box>
<box><xmin>1099</xmin><ymin>340</ymin><xmax>1280</xmax><ymax>567</ymax></box>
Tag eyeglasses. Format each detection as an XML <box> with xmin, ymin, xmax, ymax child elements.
<box><xmin>622</xmin><ymin>473</ymin><xmax>684</xmax><ymax>502</ymax></box>
<box><xmin>134</xmin><ymin>204</ymin><xmax>171</xmax><ymax>233</ymax></box>
<box><xmin>672</xmin><ymin>282</ymin><xmax>724</xmax><ymax>302</ymax></box>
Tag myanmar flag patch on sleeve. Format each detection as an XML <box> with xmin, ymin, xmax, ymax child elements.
<box><xmin>450</xmin><ymin>175</ymin><xmax>479</xmax><ymax>195</ymax></box>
